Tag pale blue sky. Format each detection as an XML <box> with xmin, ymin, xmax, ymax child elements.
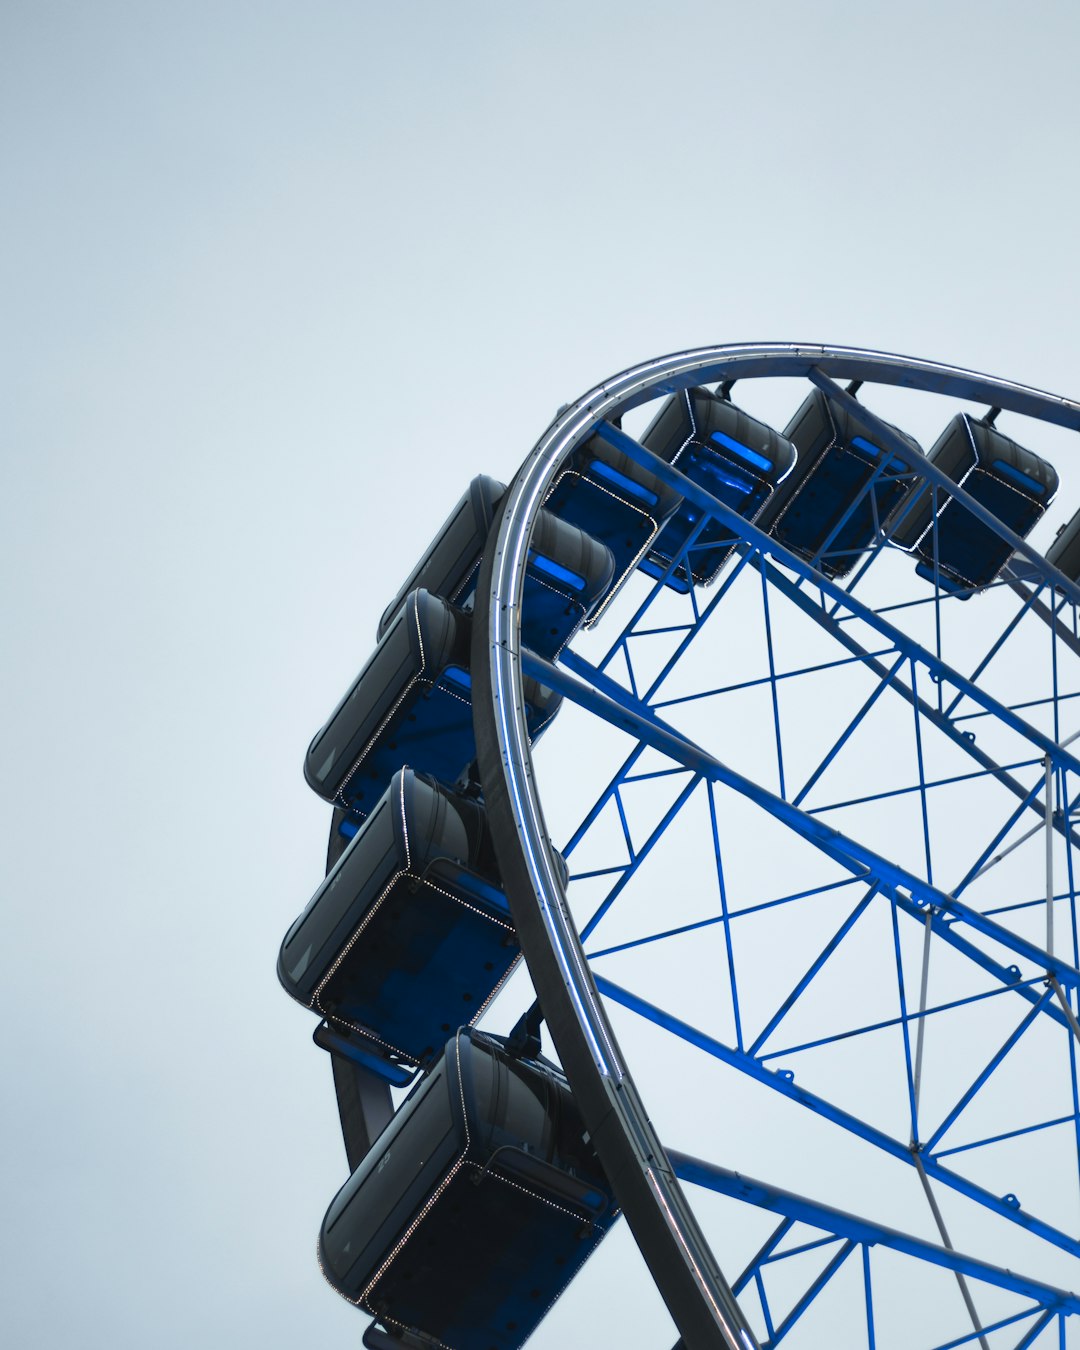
<box><xmin>4</xmin><ymin>2</ymin><xmax>1080</xmax><ymax>1346</ymax></box>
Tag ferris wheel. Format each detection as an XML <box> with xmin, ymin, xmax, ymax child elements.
<box><xmin>281</xmin><ymin>343</ymin><xmax>1080</xmax><ymax>1350</ymax></box>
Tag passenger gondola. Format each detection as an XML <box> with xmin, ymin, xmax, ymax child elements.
<box><xmin>319</xmin><ymin>1029</ymin><xmax>617</xmax><ymax>1350</ymax></box>
<box><xmin>639</xmin><ymin>386</ymin><xmax>797</xmax><ymax>587</ymax></box>
<box><xmin>279</xmin><ymin>769</ymin><xmax>520</xmax><ymax>1069</ymax></box>
<box><xmin>304</xmin><ymin>589</ymin><xmax>561</xmax><ymax>818</ymax></box>
<box><xmin>378</xmin><ymin>475</ymin><xmax>615</xmax><ymax>659</ymax></box>
<box><xmin>543</xmin><ymin>420</ymin><xmax>683</xmax><ymax>618</ymax></box>
<box><xmin>761</xmin><ymin>387</ymin><xmax>920</xmax><ymax>578</ymax></box>
<box><xmin>1046</xmin><ymin>506</ymin><xmax>1080</xmax><ymax>583</ymax></box>
<box><xmin>890</xmin><ymin>413</ymin><xmax>1058</xmax><ymax>592</ymax></box>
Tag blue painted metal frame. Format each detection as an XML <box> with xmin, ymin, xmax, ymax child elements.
<box><xmin>668</xmin><ymin>1153</ymin><xmax>1080</xmax><ymax>1314</ymax></box>
<box><xmin>473</xmin><ymin>344</ymin><xmax>1080</xmax><ymax>1349</ymax></box>
<box><xmin>523</xmin><ymin>484</ymin><xmax>1080</xmax><ymax>1266</ymax></box>
<box><xmin>526</xmin><ymin>644</ymin><xmax>1080</xmax><ymax>990</ymax></box>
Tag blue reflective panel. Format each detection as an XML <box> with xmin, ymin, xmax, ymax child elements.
<box><xmin>528</xmin><ymin>551</ymin><xmax>586</xmax><ymax>592</ymax></box>
<box><xmin>440</xmin><ymin>865</ymin><xmax>512</xmax><ymax>916</ymax></box>
<box><xmin>699</xmin><ymin>463</ymin><xmax>756</xmax><ymax>497</ymax></box>
<box><xmin>852</xmin><ymin>435</ymin><xmax>907</xmax><ymax>471</ymax></box>
<box><xmin>992</xmin><ymin>458</ymin><xmax>1046</xmax><ymax>496</ymax></box>
<box><xmin>443</xmin><ymin>665</ymin><xmax>472</xmax><ymax>691</ymax></box>
<box><xmin>709</xmin><ymin>428</ymin><xmax>772</xmax><ymax>473</ymax></box>
<box><xmin>589</xmin><ymin>457</ymin><xmax>659</xmax><ymax>505</ymax></box>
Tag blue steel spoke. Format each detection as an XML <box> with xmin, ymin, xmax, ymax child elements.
<box><xmin>753</xmin><ymin>1271</ymin><xmax>777</xmax><ymax>1344</ymax></box>
<box><xmin>838</xmin><ymin>577</ymin><xmax>1008</xmax><ymax>623</ymax></box>
<box><xmin>622</xmin><ymin>765</ymin><xmax>692</xmax><ymax>784</ymax></box>
<box><xmin>747</xmin><ymin>886</ymin><xmax>880</xmax><ymax>1057</ymax></box>
<box><xmin>560</xmin><ymin>741</ymin><xmax>647</xmax><ymax>859</ymax></box>
<box><xmin>1070</xmin><ymin>1019</ymin><xmax>1080</xmax><ymax>1226</ymax></box>
<box><xmin>761</xmin><ymin>978</ymin><xmax>1047</xmax><ymax>1063</ymax></box>
<box><xmin>768</xmin><ymin>1242</ymin><xmax>855</xmax><ymax>1347</ymax></box>
<box><xmin>585</xmin><ymin>877</ymin><xmax>864</xmax><ymax>963</ymax></box>
<box><xmin>985</xmin><ymin>890</ymin><xmax>1079</xmax><ymax>921</ymax></box>
<box><xmin>570</xmin><ymin>864</ymin><xmax>634</xmax><ymax>883</ymax></box>
<box><xmin>758</xmin><ymin>558</ymin><xmax>786</xmax><ymax>798</ymax></box>
<box><xmin>943</xmin><ymin>579</ymin><xmax>1045</xmax><ymax>719</ymax></box>
<box><xmin>759</xmin><ymin>1235</ymin><xmax>842</xmax><ymax>1266</ymax></box>
<box><xmin>932</xmin><ymin>492</ymin><xmax>946</xmax><ymax>715</ymax></box>
<box><xmin>622</xmin><ymin>636</ymin><xmax>641</xmax><ymax>700</ymax></box>
<box><xmin>578</xmin><ymin>773</ymin><xmax>702</xmax><ymax>943</ymax></box>
<box><xmin>890</xmin><ymin>895</ymin><xmax>921</xmax><ymax>1142</ymax></box>
<box><xmin>1052</xmin><ymin>762</ymin><xmax>1064</xmax><ymax>958</ymax></box>
<box><xmin>862</xmin><ymin>1246</ymin><xmax>875</xmax><ymax>1350</ymax></box>
<box><xmin>601</xmin><ymin>976</ymin><xmax>1080</xmax><ymax>1257</ymax></box>
<box><xmin>911</xmin><ymin>661</ymin><xmax>935</xmax><ymax>883</ymax></box>
<box><xmin>922</xmin><ymin>987</ymin><xmax>1056</xmax><ymax>1155</ymax></box>
<box><xmin>952</xmin><ymin>775</ymin><xmax>1048</xmax><ymax>899</ymax></box>
<box><xmin>953</xmin><ymin>690</ymin><xmax>1080</xmax><ymax>724</ymax></box>
<box><xmin>612</xmin><ymin>784</ymin><xmax>635</xmax><ymax>859</ymax></box>
<box><xmin>669</xmin><ymin>1152</ymin><xmax>1080</xmax><ymax>1314</ymax></box>
<box><xmin>706</xmin><ymin>778</ymin><xmax>744</xmax><ymax>1052</ymax></box>
<box><xmin>726</xmin><ymin>876</ymin><xmax>862</xmax><ymax>921</ymax></box>
<box><xmin>1052</xmin><ymin>582</ymin><xmax>1062</xmax><ymax>745</ymax></box>
<box><xmin>632</xmin><ymin>548</ymin><xmax>756</xmax><ymax>703</ymax></box>
<box><xmin>1065</xmin><ymin>778</ymin><xmax>1080</xmax><ymax>971</ymax></box>
<box><xmin>652</xmin><ymin>646</ymin><xmax>899</xmax><ymax>713</ymax></box>
<box><xmin>625</xmin><ymin>621</ymin><xmax>696</xmax><ymax>640</ymax></box>
<box><xmin>1010</xmin><ymin>1310</ymin><xmax>1057</xmax><ymax>1350</ymax></box>
<box><xmin>792</xmin><ymin>651</ymin><xmax>906</xmax><ymax>808</ymax></box>
<box><xmin>609</xmin><ymin>636</ymin><xmax>633</xmax><ymax>696</ymax></box>
<box><xmin>935</xmin><ymin>1308</ymin><xmax>1052</xmax><ymax>1350</ymax></box>
<box><xmin>592</xmin><ymin>521</ymin><xmax>710</xmax><ymax>678</ymax></box>
<box><xmin>810</xmin><ymin>758</ymin><xmax>1042</xmax><ymax>818</ymax></box>
<box><xmin>933</xmin><ymin>1112</ymin><xmax>1080</xmax><ymax>1161</ymax></box>
<box><xmin>732</xmin><ymin>1217</ymin><xmax>793</xmax><ymax>1299</ymax></box>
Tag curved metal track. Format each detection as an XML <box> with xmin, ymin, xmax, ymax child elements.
<box><xmin>470</xmin><ymin>343</ymin><xmax>1080</xmax><ymax>1350</ymax></box>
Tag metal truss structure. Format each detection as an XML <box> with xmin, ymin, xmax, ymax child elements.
<box><xmin>471</xmin><ymin>346</ymin><xmax>1080</xmax><ymax>1349</ymax></box>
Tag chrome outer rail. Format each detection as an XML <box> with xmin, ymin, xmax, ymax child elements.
<box><xmin>469</xmin><ymin>343</ymin><xmax>1080</xmax><ymax>1350</ymax></box>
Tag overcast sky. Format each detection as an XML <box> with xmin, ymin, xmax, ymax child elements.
<box><xmin>4</xmin><ymin>3</ymin><xmax>1080</xmax><ymax>1347</ymax></box>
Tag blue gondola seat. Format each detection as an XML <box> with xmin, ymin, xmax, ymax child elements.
<box><xmin>319</xmin><ymin>1029</ymin><xmax>617</xmax><ymax>1350</ymax></box>
<box><xmin>378</xmin><ymin>475</ymin><xmax>616</xmax><ymax>659</ymax></box>
<box><xmin>761</xmin><ymin>387</ymin><xmax>920</xmax><ymax>578</ymax></box>
<box><xmin>279</xmin><ymin>769</ymin><xmax>521</xmax><ymax>1070</ymax></box>
<box><xmin>543</xmin><ymin>421</ymin><xmax>683</xmax><ymax>619</ymax></box>
<box><xmin>304</xmin><ymin>589</ymin><xmax>561</xmax><ymax>819</ymax></box>
<box><xmin>890</xmin><ymin>414</ymin><xmax>1058</xmax><ymax>592</ymax></box>
<box><xmin>639</xmin><ymin>387</ymin><xmax>797</xmax><ymax>587</ymax></box>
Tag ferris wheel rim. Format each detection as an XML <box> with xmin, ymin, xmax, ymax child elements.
<box><xmin>471</xmin><ymin>342</ymin><xmax>1080</xmax><ymax>1350</ymax></box>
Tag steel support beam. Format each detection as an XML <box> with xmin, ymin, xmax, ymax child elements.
<box><xmin>668</xmin><ymin>1153</ymin><xmax>1080</xmax><ymax>1315</ymax></box>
